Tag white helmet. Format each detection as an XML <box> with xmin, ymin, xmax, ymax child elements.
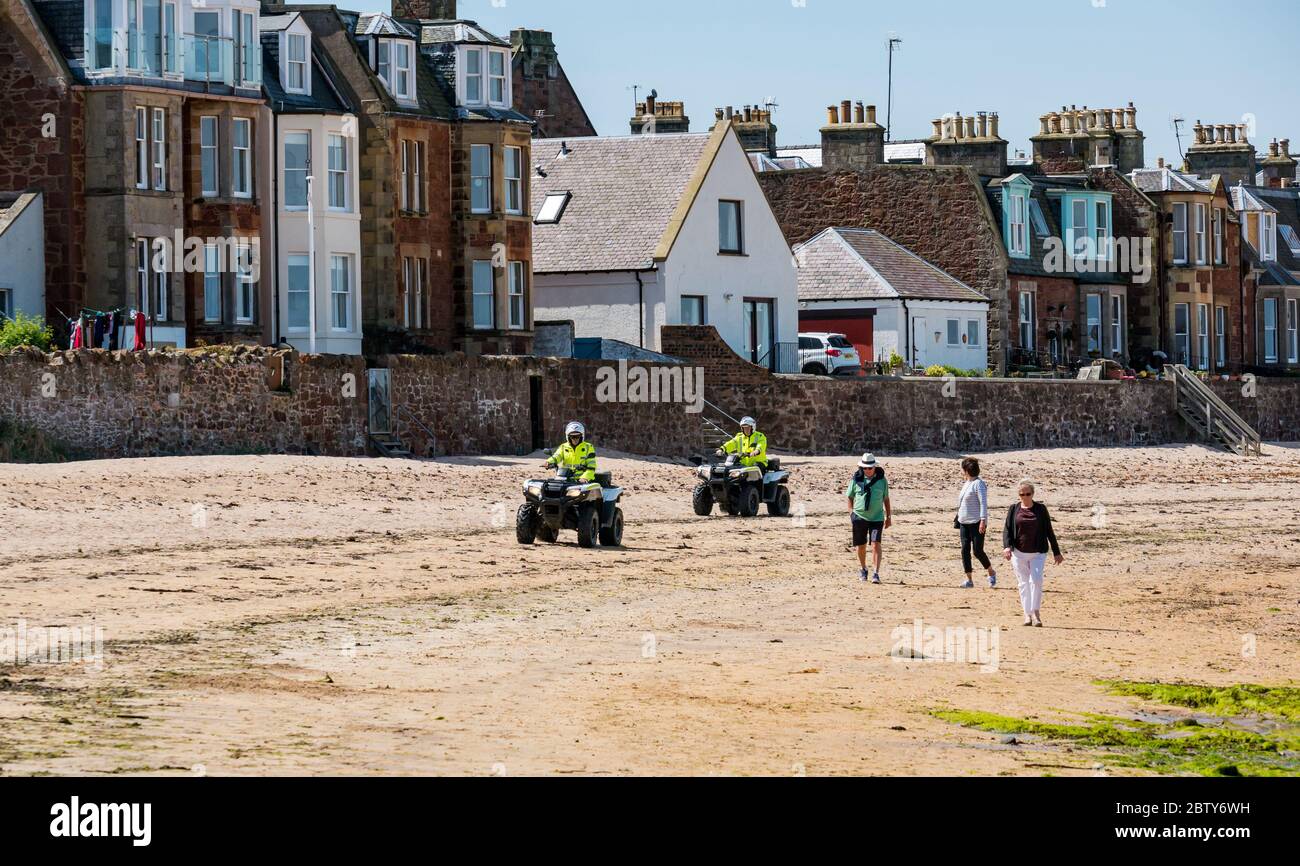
<box><xmin>565</xmin><ymin>421</ymin><xmax>586</xmax><ymax>442</ymax></box>
<box><xmin>740</xmin><ymin>416</ymin><xmax>757</xmax><ymax>430</ymax></box>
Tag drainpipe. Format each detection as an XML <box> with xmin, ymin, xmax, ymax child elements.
<box><xmin>272</xmin><ymin>104</ymin><xmax>282</xmax><ymax>345</ymax></box>
<box><xmin>901</xmin><ymin>299</ymin><xmax>911</xmax><ymax>370</ymax></box>
<box><xmin>634</xmin><ymin>269</ymin><xmax>648</xmax><ymax>348</ymax></box>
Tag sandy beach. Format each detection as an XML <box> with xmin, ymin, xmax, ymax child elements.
<box><xmin>1</xmin><ymin>444</ymin><xmax>1297</xmax><ymax>776</ymax></box>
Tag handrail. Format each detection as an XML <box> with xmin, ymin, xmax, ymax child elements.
<box><xmin>396</xmin><ymin>405</ymin><xmax>439</xmax><ymax>454</ymax></box>
<box><xmin>1166</xmin><ymin>365</ymin><xmax>1257</xmax><ymax>435</ymax></box>
<box><xmin>701</xmin><ymin>398</ymin><xmax>740</xmax><ymax>427</ymax></box>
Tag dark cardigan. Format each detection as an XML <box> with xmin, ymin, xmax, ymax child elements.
<box><xmin>1002</xmin><ymin>502</ymin><xmax>1062</xmax><ymax>556</ymax></box>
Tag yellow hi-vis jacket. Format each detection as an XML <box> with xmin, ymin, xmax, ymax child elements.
<box><xmin>722</xmin><ymin>430</ymin><xmax>768</xmax><ymax>467</ymax></box>
<box><xmin>548</xmin><ymin>440</ymin><xmax>598</xmax><ymax>483</ymax></box>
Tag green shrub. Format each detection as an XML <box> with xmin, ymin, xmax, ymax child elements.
<box><xmin>924</xmin><ymin>364</ymin><xmax>987</xmax><ymax>378</ymax></box>
<box><xmin>0</xmin><ymin>313</ymin><xmax>54</xmax><ymax>352</ymax></box>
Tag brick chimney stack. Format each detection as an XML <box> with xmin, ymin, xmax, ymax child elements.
<box><xmin>1260</xmin><ymin>136</ymin><xmax>1298</xmax><ymax>189</ymax></box>
<box><xmin>1031</xmin><ymin>100</ymin><xmax>1144</xmax><ymax>173</ymax></box>
<box><xmin>631</xmin><ymin>97</ymin><xmax>690</xmax><ymax>135</ymax></box>
<box><xmin>926</xmin><ymin>110</ymin><xmax>1008</xmax><ymax>177</ymax></box>
<box><xmin>1185</xmin><ymin>115</ymin><xmax>1258</xmax><ymax>186</ymax></box>
<box><xmin>710</xmin><ymin>104</ymin><xmax>780</xmax><ymax>157</ymax></box>
<box><xmin>820</xmin><ymin>98</ymin><xmax>885</xmax><ymax>172</ymax></box>
<box><xmin>393</xmin><ymin>0</ymin><xmax>456</xmax><ymax>19</ymax></box>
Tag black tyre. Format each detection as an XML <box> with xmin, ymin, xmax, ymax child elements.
<box><xmin>577</xmin><ymin>503</ymin><xmax>601</xmax><ymax>549</ymax></box>
<box><xmin>740</xmin><ymin>484</ymin><xmax>761</xmax><ymax>518</ymax></box>
<box><xmin>802</xmin><ymin>363</ymin><xmax>827</xmax><ymax>376</ymax></box>
<box><xmin>767</xmin><ymin>485</ymin><xmax>792</xmax><ymax>517</ymax></box>
<box><xmin>599</xmin><ymin>507</ymin><xmax>625</xmax><ymax>547</ymax></box>
<box><xmin>516</xmin><ymin>504</ymin><xmax>538</xmax><ymax>545</ymax></box>
<box><xmin>537</xmin><ymin>524</ymin><xmax>559</xmax><ymax>544</ymax></box>
<box><xmin>724</xmin><ymin>493</ymin><xmax>741</xmax><ymax>516</ymax></box>
<box><xmin>692</xmin><ymin>483</ymin><xmax>715</xmax><ymax>516</ymax></box>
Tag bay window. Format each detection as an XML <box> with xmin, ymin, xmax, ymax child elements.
<box><xmin>1018</xmin><ymin>290</ymin><xmax>1035</xmax><ymax>350</ymax></box>
<box><xmin>489</xmin><ymin>49</ymin><xmax>507</xmax><ymax>104</ymax></box>
<box><xmin>465</xmin><ymin>48</ymin><xmax>482</xmax><ymax>103</ymax></box>
<box><xmin>151</xmin><ymin>107</ymin><xmax>166</xmax><ymax>190</ymax></box>
<box><xmin>203</xmin><ymin>244</ymin><xmax>221</xmax><ymax>323</ymax></box>
<box><xmin>1008</xmin><ymin>192</ymin><xmax>1027</xmax><ymax>257</ymax></box>
<box><xmin>193</xmin><ymin>11</ymin><xmax>221</xmax><ymax>81</ymax></box>
<box><xmin>505</xmin><ymin>146</ymin><xmax>523</xmax><ymax>215</ymax></box>
<box><xmin>328</xmin><ymin>134</ymin><xmax>348</xmax><ymax>211</ymax></box>
<box><xmin>1110</xmin><ymin>295</ymin><xmax>1124</xmax><ymax>358</ymax></box>
<box><xmin>330</xmin><ymin>255</ymin><xmax>352</xmax><ymax>331</ymax></box>
<box><xmin>1071</xmin><ymin>199</ymin><xmax>1089</xmax><ymax>257</ymax></box>
<box><xmin>135</xmin><ymin>108</ymin><xmax>148</xmax><ymax>189</ymax></box>
<box><xmin>287</xmin><ymin>254</ymin><xmax>310</xmax><ymax>330</ymax></box>
<box><xmin>1261</xmin><ymin>213</ymin><xmax>1277</xmax><ymax>262</ymax></box>
<box><xmin>1086</xmin><ymin>293</ymin><xmax>1102</xmax><ymax>354</ymax></box>
<box><xmin>1174</xmin><ymin>303</ymin><xmax>1190</xmax><ymax>366</ymax></box>
<box><xmin>1263</xmin><ymin>299</ymin><xmax>1278</xmax><ymax>364</ymax></box>
<box><xmin>1196</xmin><ymin>303</ymin><xmax>1210</xmax><ymax>370</ymax></box>
<box><xmin>1216</xmin><ymin>305</ymin><xmax>1227</xmax><ymax>368</ymax></box>
<box><xmin>1094</xmin><ymin>200</ymin><xmax>1110</xmax><ymax>265</ymax></box>
<box><xmin>1289</xmin><ymin>299</ymin><xmax>1299</xmax><ymax>364</ymax></box>
<box><xmin>236</xmin><ymin>252</ymin><xmax>254</xmax><ymax>324</ymax></box>
<box><xmin>1194</xmin><ymin>203</ymin><xmax>1207</xmax><ymax>265</ymax></box>
<box><xmin>1213</xmin><ymin>208</ymin><xmax>1224</xmax><ymax>265</ymax></box>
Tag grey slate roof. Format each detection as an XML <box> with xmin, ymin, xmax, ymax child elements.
<box><xmin>985</xmin><ymin>173</ymin><xmax>1125</xmax><ymax>284</ymax></box>
<box><xmin>530</xmin><ymin>134</ymin><xmax>712</xmax><ymax>274</ymax></box>
<box><xmin>794</xmin><ymin>228</ymin><xmax>988</xmax><ymax>303</ymax></box>
<box><xmin>1251</xmin><ymin>185</ymin><xmax>1300</xmax><ymax>275</ymax></box>
<box><xmin>419</xmin><ymin>21</ymin><xmax>510</xmax><ymax>47</ymax></box>
<box><xmin>1129</xmin><ymin>167</ymin><xmax>1212</xmax><ymax>193</ymax></box>
<box><xmin>356</xmin><ymin>13</ymin><xmax>418</xmax><ymax>38</ymax></box>
<box><xmin>262</xmin><ymin>32</ymin><xmax>352</xmax><ymax>115</ymax></box>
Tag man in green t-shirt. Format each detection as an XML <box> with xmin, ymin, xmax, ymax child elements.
<box><xmin>845</xmin><ymin>453</ymin><xmax>892</xmax><ymax>584</ymax></box>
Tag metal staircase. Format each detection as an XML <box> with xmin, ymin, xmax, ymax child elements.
<box><xmin>1166</xmin><ymin>365</ymin><xmax>1262</xmax><ymax>457</ymax></box>
<box><xmin>370</xmin><ymin>432</ymin><xmax>413</xmax><ymax>459</ymax></box>
<box><xmin>698</xmin><ymin>399</ymin><xmax>740</xmax><ymax>456</ymax></box>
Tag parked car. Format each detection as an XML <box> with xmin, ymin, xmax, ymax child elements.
<box><xmin>798</xmin><ymin>333</ymin><xmax>863</xmax><ymax>376</ymax></box>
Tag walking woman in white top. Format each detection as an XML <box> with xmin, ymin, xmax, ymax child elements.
<box><xmin>955</xmin><ymin>458</ymin><xmax>997</xmax><ymax>589</ymax></box>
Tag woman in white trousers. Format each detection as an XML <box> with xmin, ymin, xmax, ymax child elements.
<box><xmin>1001</xmin><ymin>480</ymin><xmax>1064</xmax><ymax>627</ymax></box>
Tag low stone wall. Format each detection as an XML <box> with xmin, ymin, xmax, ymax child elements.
<box><xmin>0</xmin><ymin>347</ymin><xmax>367</xmax><ymax>459</ymax></box>
<box><xmin>1</xmin><ymin>328</ymin><xmax>1296</xmax><ymax>463</ymax></box>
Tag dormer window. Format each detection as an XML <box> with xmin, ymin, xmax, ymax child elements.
<box><xmin>377</xmin><ymin>39</ymin><xmax>416</xmax><ymax>103</ymax></box>
<box><xmin>461</xmin><ymin>45</ymin><xmax>511</xmax><ymax>108</ymax></box>
<box><xmin>285</xmin><ymin>33</ymin><xmax>308</xmax><ymax>94</ymax></box>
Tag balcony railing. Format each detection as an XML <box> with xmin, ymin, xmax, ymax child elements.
<box><xmin>84</xmin><ymin>29</ymin><xmax>262</xmax><ymax>88</ymax></box>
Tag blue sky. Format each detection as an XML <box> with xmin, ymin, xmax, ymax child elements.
<box><xmin>321</xmin><ymin>0</ymin><xmax>1300</xmax><ymax>163</ymax></box>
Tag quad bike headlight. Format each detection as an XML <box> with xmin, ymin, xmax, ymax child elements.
<box><xmin>729</xmin><ymin>469</ymin><xmax>745</xmax><ymax>479</ymax></box>
<box><xmin>526</xmin><ymin>482</ymin><xmax>542</xmax><ymax>498</ymax></box>
<box><xmin>698</xmin><ymin>467</ymin><xmax>710</xmax><ymax>480</ymax></box>
<box><xmin>565</xmin><ymin>486</ymin><xmax>584</xmax><ymax>498</ymax></box>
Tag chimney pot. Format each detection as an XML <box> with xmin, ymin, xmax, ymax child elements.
<box><xmin>841</xmin><ymin>100</ymin><xmax>852</xmax><ymax>124</ymax></box>
<box><xmin>990</xmin><ymin>112</ymin><xmax>1000</xmax><ymax>139</ymax></box>
<box><xmin>977</xmin><ymin>111</ymin><xmax>988</xmax><ymax>138</ymax></box>
<box><xmin>1282</xmin><ymin>139</ymin><xmax>1291</xmax><ymax>157</ymax></box>
<box><xmin>931</xmin><ymin>119</ymin><xmax>943</xmax><ymax>139</ymax></box>
<box><xmin>1238</xmin><ymin>124</ymin><xmax>1249</xmax><ymax>145</ymax></box>
<box><xmin>1158</xmin><ymin>157</ymin><xmax>1165</xmax><ymax>168</ymax></box>
<box><xmin>954</xmin><ymin>114</ymin><xmax>965</xmax><ymax>139</ymax></box>
<box><xmin>866</xmin><ymin>104</ymin><xmax>877</xmax><ymax>125</ymax></box>
<box><xmin>826</xmin><ymin>106</ymin><xmax>838</xmax><ymax>126</ymax></box>
<box><xmin>854</xmin><ymin>102</ymin><xmax>865</xmax><ymax>124</ymax></box>
<box><xmin>965</xmin><ymin>115</ymin><xmax>977</xmax><ymax>139</ymax></box>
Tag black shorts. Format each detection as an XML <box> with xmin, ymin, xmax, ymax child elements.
<box><xmin>852</xmin><ymin>518</ymin><xmax>884</xmax><ymax>547</ymax></box>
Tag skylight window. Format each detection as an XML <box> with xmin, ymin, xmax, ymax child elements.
<box><xmin>1280</xmin><ymin>224</ymin><xmax>1300</xmax><ymax>255</ymax></box>
<box><xmin>535</xmin><ymin>192</ymin><xmax>571</xmax><ymax>225</ymax></box>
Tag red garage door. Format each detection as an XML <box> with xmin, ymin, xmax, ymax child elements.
<box><xmin>800</xmin><ymin>313</ymin><xmax>874</xmax><ymax>369</ymax></box>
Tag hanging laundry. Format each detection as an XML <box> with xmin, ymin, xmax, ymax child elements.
<box><xmin>92</xmin><ymin>314</ymin><xmax>107</xmax><ymax>349</ymax></box>
<box><xmin>71</xmin><ymin>318</ymin><xmax>84</xmax><ymax>349</ymax></box>
<box><xmin>106</xmin><ymin>312</ymin><xmax>117</xmax><ymax>350</ymax></box>
<box><xmin>133</xmin><ymin>311</ymin><xmax>146</xmax><ymax>351</ymax></box>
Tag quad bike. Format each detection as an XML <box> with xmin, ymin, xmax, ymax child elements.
<box><xmin>517</xmin><ymin>466</ymin><xmax>625</xmax><ymax>548</ymax></box>
<box><xmin>690</xmin><ymin>452</ymin><xmax>792</xmax><ymax>518</ymax></box>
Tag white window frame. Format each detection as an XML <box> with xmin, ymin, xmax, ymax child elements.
<box><xmin>399</xmin><ymin>140</ymin><xmax>410</xmax><ymax>212</ymax></box>
<box><xmin>1110</xmin><ymin>294</ymin><xmax>1124</xmax><ymax>358</ymax></box>
<box><xmin>1172</xmin><ymin>202</ymin><xmax>1188</xmax><ymax>264</ymax></box>
<box><xmin>967</xmin><ymin>319</ymin><xmax>981</xmax><ymax>348</ymax></box>
<box><xmin>135</xmin><ymin>107</ymin><xmax>148</xmax><ymax>189</ymax></box>
<box><xmin>508</xmin><ymin>261</ymin><xmax>526</xmax><ymax>330</ymax></box>
<box><xmin>1196</xmin><ymin>303</ymin><xmax>1210</xmax><ymax>371</ymax></box>
<box><xmin>1071</xmin><ymin>198</ymin><xmax>1089</xmax><ymax>258</ymax></box>
<box><xmin>284</xmin><ymin>131</ymin><xmax>310</xmax><ymax>210</ymax></box>
<box><xmin>505</xmin><ymin>146</ymin><xmax>523</xmax><ymax>216</ymax></box>
<box><xmin>1216</xmin><ymin>305</ymin><xmax>1227</xmax><ymax>368</ymax></box>
<box><xmin>1174</xmin><ymin>303</ymin><xmax>1191</xmax><ymax>366</ymax></box>
<box><xmin>1018</xmin><ymin>290</ymin><xmax>1035</xmax><ymax>350</ymax></box>
<box><xmin>285</xmin><ymin>32</ymin><xmax>308</xmax><ymax>94</ymax></box>
<box><xmin>488</xmin><ymin>48</ymin><xmax>508</xmax><ymax>106</ymax></box>
<box><xmin>151</xmin><ymin>107</ymin><xmax>166</xmax><ymax>191</ymax></box>
<box><xmin>329</xmin><ymin>254</ymin><xmax>352</xmax><ymax>332</ymax></box>
<box><xmin>472</xmin><ymin>260</ymin><xmax>495</xmax><ymax>330</ymax></box>
<box><xmin>136</xmin><ymin>239</ymin><xmax>150</xmax><ymax>316</ymax></box>
<box><xmin>464</xmin><ymin>47</ymin><xmax>483</xmax><ymax>104</ymax></box>
<box><xmin>287</xmin><ymin>253</ymin><xmax>310</xmax><ymax>331</ymax></box>
<box><xmin>415</xmin><ymin>141</ymin><xmax>425</xmax><ymax>212</ymax></box>
<box><xmin>1213</xmin><ymin>207</ymin><xmax>1224</xmax><ymax>265</ymax></box>
<box><xmin>200</xmin><ymin>115</ymin><xmax>219</xmax><ymax>197</ymax></box>
<box><xmin>1263</xmin><ymin>298</ymin><xmax>1278</xmax><ymax>364</ymax></box>
<box><xmin>1094</xmin><ymin>200</ymin><xmax>1110</xmax><ymax>266</ymax></box>
<box><xmin>327</xmin><ymin>133</ymin><xmax>348</xmax><ymax>211</ymax></box>
<box><xmin>1086</xmin><ymin>293</ymin><xmax>1103</xmax><ymax>354</ymax></box>
<box><xmin>235</xmin><ymin>249</ymin><xmax>254</xmax><ymax>324</ymax></box>
<box><xmin>1009</xmin><ymin>192</ymin><xmax>1027</xmax><ymax>257</ymax></box>
<box><xmin>471</xmin><ymin>144</ymin><xmax>492</xmax><ymax>215</ymax></box>
<box><xmin>232</xmin><ymin>118</ymin><xmax>251</xmax><ymax>198</ymax></box>
<box><xmin>1289</xmin><ymin>298</ymin><xmax>1299</xmax><ymax>365</ymax></box>
<box><xmin>1261</xmin><ymin>213</ymin><xmax>1277</xmax><ymax>262</ymax></box>
<box><xmin>203</xmin><ymin>243</ymin><xmax>221</xmax><ymax>322</ymax></box>
<box><xmin>945</xmin><ymin>319</ymin><xmax>960</xmax><ymax>347</ymax></box>
<box><xmin>1194</xmin><ymin>203</ymin><xmax>1207</xmax><ymax>265</ymax></box>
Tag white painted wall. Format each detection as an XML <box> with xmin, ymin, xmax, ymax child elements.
<box><xmin>660</xmin><ymin>130</ymin><xmax>798</xmax><ymax>364</ymax></box>
<box><xmin>276</xmin><ymin>113</ymin><xmax>363</xmax><ymax>355</ymax></box>
<box><xmin>0</xmin><ymin>194</ymin><xmax>45</xmax><ymax>320</ymax></box>
<box><xmin>533</xmin><ymin>270</ymin><xmax>660</xmax><ymax>349</ymax></box>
